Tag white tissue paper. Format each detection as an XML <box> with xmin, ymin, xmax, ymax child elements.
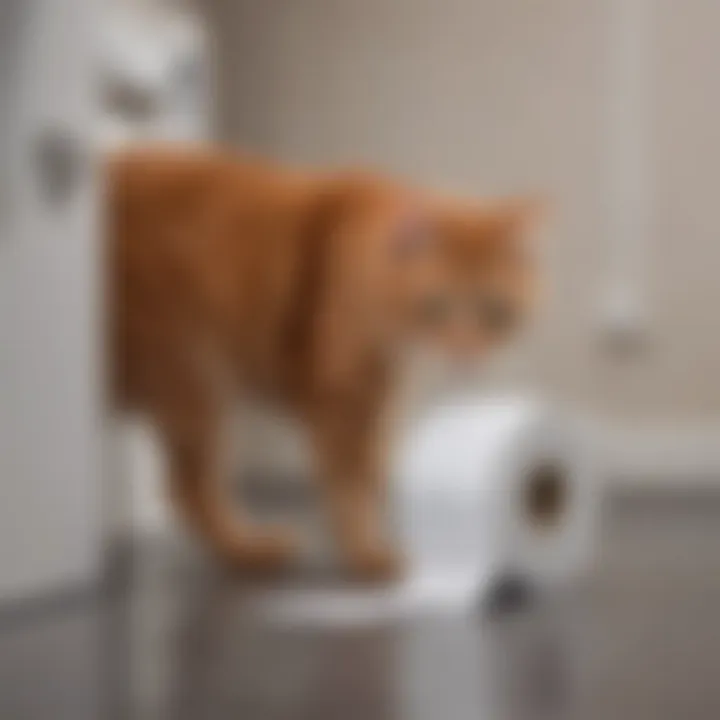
<box><xmin>255</xmin><ymin>395</ymin><xmax>600</xmax><ymax>626</ymax></box>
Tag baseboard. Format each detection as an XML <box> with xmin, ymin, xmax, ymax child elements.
<box><xmin>601</xmin><ymin>421</ymin><xmax>720</xmax><ymax>488</ymax></box>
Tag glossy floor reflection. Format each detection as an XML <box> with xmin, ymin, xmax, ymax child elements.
<box><xmin>3</xmin><ymin>492</ymin><xmax>720</xmax><ymax>720</ymax></box>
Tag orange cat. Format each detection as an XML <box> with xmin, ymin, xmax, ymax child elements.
<box><xmin>108</xmin><ymin>146</ymin><xmax>541</xmax><ymax>581</ymax></box>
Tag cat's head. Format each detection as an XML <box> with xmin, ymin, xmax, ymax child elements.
<box><xmin>383</xmin><ymin>195</ymin><xmax>545</xmax><ymax>364</ymax></box>
<box><xmin>316</xmin><ymin>180</ymin><xmax>545</xmax><ymax>384</ymax></box>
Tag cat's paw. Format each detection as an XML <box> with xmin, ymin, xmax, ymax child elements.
<box><xmin>350</xmin><ymin>546</ymin><xmax>404</xmax><ymax>584</ymax></box>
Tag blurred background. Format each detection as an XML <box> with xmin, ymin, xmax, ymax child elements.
<box><xmin>2</xmin><ymin>0</ymin><xmax>720</xmax><ymax>718</ymax></box>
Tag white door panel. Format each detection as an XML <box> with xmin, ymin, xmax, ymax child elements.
<box><xmin>0</xmin><ymin>0</ymin><xmax>101</xmax><ymax>603</ymax></box>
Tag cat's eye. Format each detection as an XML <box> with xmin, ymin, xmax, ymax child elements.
<box><xmin>478</xmin><ymin>294</ymin><xmax>518</xmax><ymax>334</ymax></box>
<box><xmin>417</xmin><ymin>293</ymin><xmax>454</xmax><ymax>326</ymax></box>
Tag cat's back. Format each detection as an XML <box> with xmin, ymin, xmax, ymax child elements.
<box><xmin>108</xmin><ymin>146</ymin><xmax>313</xmax><ymax>275</ymax></box>
<box><xmin>108</xmin><ymin>146</ymin><xmax>301</xmax><ymax>229</ymax></box>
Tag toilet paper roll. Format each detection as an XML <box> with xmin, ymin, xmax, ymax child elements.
<box><xmin>393</xmin><ymin>395</ymin><xmax>600</xmax><ymax>601</ymax></box>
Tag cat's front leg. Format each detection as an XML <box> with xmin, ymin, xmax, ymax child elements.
<box><xmin>310</xmin><ymin>392</ymin><xmax>402</xmax><ymax>583</ymax></box>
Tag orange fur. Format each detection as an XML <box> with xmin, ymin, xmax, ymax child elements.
<box><xmin>108</xmin><ymin>146</ymin><xmax>540</xmax><ymax>580</ymax></box>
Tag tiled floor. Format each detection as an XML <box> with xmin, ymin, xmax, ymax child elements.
<box><xmin>2</xmin><ymin>491</ymin><xmax>720</xmax><ymax>720</ymax></box>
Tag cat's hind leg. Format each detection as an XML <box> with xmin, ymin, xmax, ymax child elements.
<box><xmin>150</xmin><ymin>362</ymin><xmax>298</xmax><ymax>574</ymax></box>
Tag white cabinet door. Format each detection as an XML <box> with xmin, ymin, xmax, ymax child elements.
<box><xmin>0</xmin><ymin>0</ymin><xmax>101</xmax><ymax>603</ymax></box>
